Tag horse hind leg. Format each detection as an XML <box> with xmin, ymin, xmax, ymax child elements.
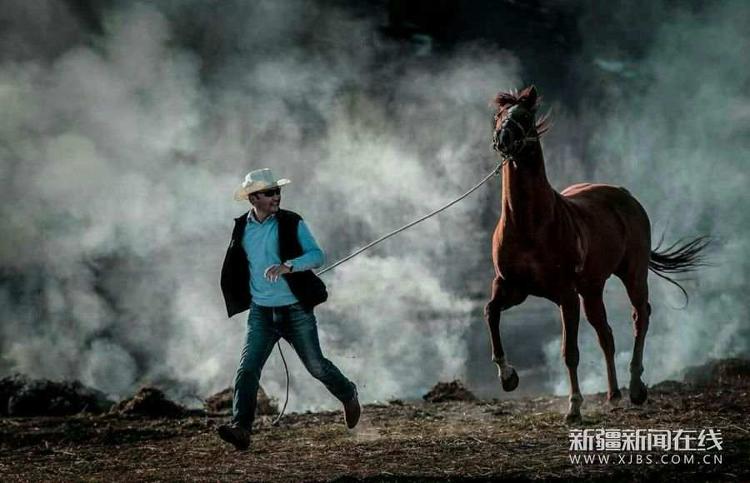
<box><xmin>484</xmin><ymin>277</ymin><xmax>527</xmax><ymax>391</ymax></box>
<box><xmin>622</xmin><ymin>270</ymin><xmax>651</xmax><ymax>405</ymax></box>
<box><xmin>581</xmin><ymin>286</ymin><xmax>621</xmax><ymax>404</ymax></box>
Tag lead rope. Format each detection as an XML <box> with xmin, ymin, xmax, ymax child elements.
<box><xmin>271</xmin><ymin>338</ymin><xmax>290</xmax><ymax>426</ymax></box>
<box><xmin>271</xmin><ymin>162</ymin><xmax>503</xmax><ymax>426</ymax></box>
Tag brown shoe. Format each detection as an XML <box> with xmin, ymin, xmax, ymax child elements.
<box><xmin>217</xmin><ymin>424</ymin><xmax>250</xmax><ymax>451</ymax></box>
<box><xmin>343</xmin><ymin>393</ymin><xmax>361</xmax><ymax>429</ymax></box>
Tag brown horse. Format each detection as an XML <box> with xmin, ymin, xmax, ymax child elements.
<box><xmin>486</xmin><ymin>85</ymin><xmax>709</xmax><ymax>423</ymax></box>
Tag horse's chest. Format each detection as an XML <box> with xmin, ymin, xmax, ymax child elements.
<box><xmin>496</xmin><ymin>247</ymin><xmax>563</xmax><ymax>289</ymax></box>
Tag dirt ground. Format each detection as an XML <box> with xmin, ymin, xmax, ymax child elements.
<box><xmin>1</xmin><ymin>364</ymin><xmax>748</xmax><ymax>482</ymax></box>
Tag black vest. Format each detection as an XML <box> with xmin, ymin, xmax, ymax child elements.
<box><xmin>220</xmin><ymin>209</ymin><xmax>328</xmax><ymax>317</ymax></box>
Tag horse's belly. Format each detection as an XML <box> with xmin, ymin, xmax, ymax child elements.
<box><xmin>497</xmin><ymin>244</ymin><xmax>573</xmax><ymax>300</ymax></box>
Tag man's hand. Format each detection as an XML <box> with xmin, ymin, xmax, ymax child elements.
<box><xmin>264</xmin><ymin>263</ymin><xmax>292</xmax><ymax>282</ymax></box>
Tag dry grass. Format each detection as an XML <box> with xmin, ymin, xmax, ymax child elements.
<box><xmin>1</xmin><ymin>374</ymin><xmax>748</xmax><ymax>482</ymax></box>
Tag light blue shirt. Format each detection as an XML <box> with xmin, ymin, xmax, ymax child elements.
<box><xmin>242</xmin><ymin>210</ymin><xmax>325</xmax><ymax>307</ymax></box>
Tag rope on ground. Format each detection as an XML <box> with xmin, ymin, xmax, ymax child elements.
<box><xmin>271</xmin><ymin>342</ymin><xmax>290</xmax><ymax>426</ymax></box>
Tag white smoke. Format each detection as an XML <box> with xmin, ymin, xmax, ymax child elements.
<box><xmin>0</xmin><ymin>1</ymin><xmax>519</xmax><ymax>410</ymax></box>
<box><xmin>3</xmin><ymin>0</ymin><xmax>745</xmax><ymax>413</ymax></box>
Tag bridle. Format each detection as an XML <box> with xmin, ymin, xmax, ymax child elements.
<box><xmin>493</xmin><ymin>105</ymin><xmax>539</xmax><ymax>162</ymax></box>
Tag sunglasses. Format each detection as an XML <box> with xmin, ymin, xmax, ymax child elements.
<box><xmin>256</xmin><ymin>188</ymin><xmax>281</xmax><ymax>197</ymax></box>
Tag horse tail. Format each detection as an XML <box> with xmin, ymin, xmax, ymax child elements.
<box><xmin>648</xmin><ymin>236</ymin><xmax>712</xmax><ymax>304</ymax></box>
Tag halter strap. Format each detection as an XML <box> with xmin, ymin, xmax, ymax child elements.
<box><xmin>502</xmin><ymin>115</ymin><xmax>539</xmax><ymax>161</ymax></box>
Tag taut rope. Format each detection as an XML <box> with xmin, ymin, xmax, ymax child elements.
<box><xmin>271</xmin><ymin>162</ymin><xmax>503</xmax><ymax>426</ymax></box>
<box><xmin>316</xmin><ymin>164</ymin><xmax>503</xmax><ymax>276</ymax></box>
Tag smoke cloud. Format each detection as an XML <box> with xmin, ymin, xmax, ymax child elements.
<box><xmin>0</xmin><ymin>0</ymin><xmax>517</xmax><ymax>410</ymax></box>
<box><xmin>1</xmin><ymin>0</ymin><xmax>747</xmax><ymax>412</ymax></box>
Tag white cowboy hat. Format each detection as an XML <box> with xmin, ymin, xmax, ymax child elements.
<box><xmin>233</xmin><ymin>168</ymin><xmax>291</xmax><ymax>201</ymax></box>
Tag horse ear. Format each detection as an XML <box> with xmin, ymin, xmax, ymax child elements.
<box><xmin>519</xmin><ymin>85</ymin><xmax>538</xmax><ymax>110</ymax></box>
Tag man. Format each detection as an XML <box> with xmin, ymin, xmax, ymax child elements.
<box><xmin>218</xmin><ymin>168</ymin><xmax>360</xmax><ymax>451</ymax></box>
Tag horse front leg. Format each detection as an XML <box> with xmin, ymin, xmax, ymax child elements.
<box><xmin>484</xmin><ymin>277</ymin><xmax>526</xmax><ymax>391</ymax></box>
<box><xmin>560</xmin><ymin>290</ymin><xmax>583</xmax><ymax>424</ymax></box>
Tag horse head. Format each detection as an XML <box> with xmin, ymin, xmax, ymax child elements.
<box><xmin>491</xmin><ymin>85</ymin><xmax>547</xmax><ymax>159</ymax></box>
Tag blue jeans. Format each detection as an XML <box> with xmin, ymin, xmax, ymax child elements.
<box><xmin>232</xmin><ymin>302</ymin><xmax>356</xmax><ymax>430</ymax></box>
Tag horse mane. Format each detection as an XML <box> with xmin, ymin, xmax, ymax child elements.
<box><xmin>492</xmin><ymin>86</ymin><xmax>551</xmax><ymax>136</ymax></box>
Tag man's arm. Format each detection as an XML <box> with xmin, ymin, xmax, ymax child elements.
<box><xmin>265</xmin><ymin>220</ymin><xmax>325</xmax><ymax>282</ymax></box>
<box><xmin>287</xmin><ymin>220</ymin><xmax>325</xmax><ymax>271</ymax></box>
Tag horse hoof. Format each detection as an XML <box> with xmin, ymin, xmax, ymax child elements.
<box><xmin>565</xmin><ymin>412</ymin><xmax>582</xmax><ymax>425</ymax></box>
<box><xmin>501</xmin><ymin>368</ymin><xmax>519</xmax><ymax>392</ymax></box>
<box><xmin>629</xmin><ymin>381</ymin><xmax>648</xmax><ymax>405</ymax></box>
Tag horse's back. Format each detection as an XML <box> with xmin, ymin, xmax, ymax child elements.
<box><xmin>561</xmin><ymin>182</ymin><xmax>630</xmax><ymax>200</ymax></box>
<box><xmin>561</xmin><ymin>183</ymin><xmax>646</xmax><ymax>223</ymax></box>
